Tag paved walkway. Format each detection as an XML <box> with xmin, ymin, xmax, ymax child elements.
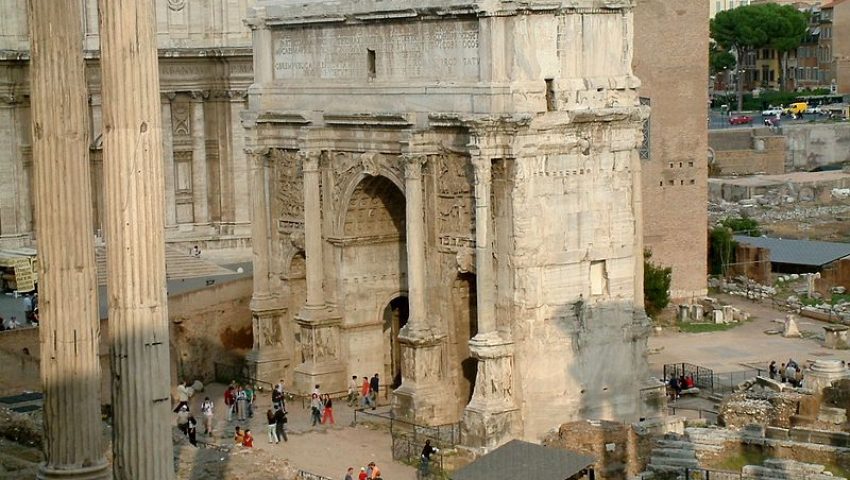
<box><xmin>649</xmin><ymin>293</ymin><xmax>850</xmax><ymax>375</ymax></box>
<box><xmin>177</xmin><ymin>383</ymin><xmax>417</xmax><ymax>479</ymax></box>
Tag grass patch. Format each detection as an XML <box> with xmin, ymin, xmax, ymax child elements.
<box><xmin>798</xmin><ymin>293</ymin><xmax>850</xmax><ymax>307</ymax></box>
<box><xmin>708</xmin><ymin>446</ymin><xmax>769</xmax><ymax>472</ymax></box>
<box><xmin>679</xmin><ymin>322</ymin><xmax>740</xmax><ymax>333</ymax></box>
<box><xmin>823</xmin><ymin>463</ymin><xmax>850</xmax><ymax>479</ymax></box>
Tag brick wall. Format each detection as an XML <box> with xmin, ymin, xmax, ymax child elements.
<box><xmin>634</xmin><ymin>0</ymin><xmax>709</xmax><ymax>299</ymax></box>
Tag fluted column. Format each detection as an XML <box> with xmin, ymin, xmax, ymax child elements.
<box><xmin>462</xmin><ymin>150</ymin><xmax>518</xmax><ymax>452</ymax></box>
<box><xmin>302</xmin><ymin>151</ymin><xmax>324</xmax><ymax>308</ymax></box>
<box><xmin>402</xmin><ymin>155</ymin><xmax>428</xmax><ymax>335</ymax></box>
<box><xmin>28</xmin><ymin>1</ymin><xmax>110</xmax><ymax>478</ymax></box>
<box><xmin>293</xmin><ymin>149</ymin><xmax>344</xmax><ymax>394</ymax></box>
<box><xmin>98</xmin><ymin>0</ymin><xmax>174</xmax><ymax>478</ymax></box>
<box><xmin>161</xmin><ymin>95</ymin><xmax>177</xmax><ymax>230</ymax></box>
<box><xmin>471</xmin><ymin>155</ymin><xmax>496</xmax><ymax>338</ymax></box>
<box><xmin>246</xmin><ymin>147</ymin><xmax>288</xmax><ymax>383</ymax></box>
<box><xmin>190</xmin><ymin>93</ymin><xmax>209</xmax><ymax>227</ymax></box>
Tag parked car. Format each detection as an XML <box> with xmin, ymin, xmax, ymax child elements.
<box><xmin>761</xmin><ymin>107</ymin><xmax>784</xmax><ymax>117</ymax></box>
<box><xmin>729</xmin><ymin>115</ymin><xmax>753</xmax><ymax>125</ymax></box>
<box><xmin>808</xmin><ymin>105</ymin><xmax>827</xmax><ymax>115</ymax></box>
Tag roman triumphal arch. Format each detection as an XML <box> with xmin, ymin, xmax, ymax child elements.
<box><xmin>244</xmin><ymin>0</ymin><xmax>657</xmax><ymax>449</ymax></box>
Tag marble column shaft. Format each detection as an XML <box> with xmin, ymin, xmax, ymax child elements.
<box><xmin>98</xmin><ymin>0</ymin><xmax>174</xmax><ymax>478</ymax></box>
<box><xmin>471</xmin><ymin>154</ymin><xmax>496</xmax><ymax>336</ymax></box>
<box><xmin>302</xmin><ymin>151</ymin><xmax>324</xmax><ymax>308</ymax></box>
<box><xmin>28</xmin><ymin>1</ymin><xmax>110</xmax><ymax>478</ymax></box>
<box><xmin>403</xmin><ymin>155</ymin><xmax>428</xmax><ymax>334</ymax></box>
<box><xmin>191</xmin><ymin>96</ymin><xmax>209</xmax><ymax>225</ymax></box>
<box><xmin>250</xmin><ymin>150</ymin><xmax>271</xmax><ymax>301</ymax></box>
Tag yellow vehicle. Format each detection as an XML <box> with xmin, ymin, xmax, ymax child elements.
<box><xmin>784</xmin><ymin>102</ymin><xmax>808</xmax><ymax>116</ymax></box>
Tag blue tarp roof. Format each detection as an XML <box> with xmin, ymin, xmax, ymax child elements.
<box><xmin>734</xmin><ymin>235</ymin><xmax>850</xmax><ymax>267</ymax></box>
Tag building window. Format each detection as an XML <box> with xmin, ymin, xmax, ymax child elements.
<box><xmin>688</xmin><ymin>161</ymin><xmax>694</xmax><ymax>167</ymax></box>
<box><xmin>639</xmin><ymin>97</ymin><xmax>651</xmax><ymax>161</ymax></box>
<box><xmin>590</xmin><ymin>261</ymin><xmax>607</xmax><ymax>296</ymax></box>
<box><xmin>367</xmin><ymin>49</ymin><xmax>376</xmax><ymax>79</ymax></box>
<box><xmin>545</xmin><ymin>79</ymin><xmax>556</xmax><ymax>112</ymax></box>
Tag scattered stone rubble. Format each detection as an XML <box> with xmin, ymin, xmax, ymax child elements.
<box><xmin>676</xmin><ymin>297</ymin><xmax>750</xmax><ymax>325</ymax></box>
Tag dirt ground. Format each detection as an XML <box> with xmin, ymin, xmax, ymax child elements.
<box><xmin>649</xmin><ymin>293</ymin><xmax>850</xmax><ymax>376</ymax></box>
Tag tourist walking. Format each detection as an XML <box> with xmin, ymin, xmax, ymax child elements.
<box><xmin>794</xmin><ymin>366</ymin><xmax>804</xmax><ymax>387</ymax></box>
<box><xmin>769</xmin><ymin>360</ymin><xmax>777</xmax><ymax>380</ymax></box>
<box><xmin>369</xmin><ymin>373</ymin><xmax>380</xmax><ymax>409</ymax></box>
<box><xmin>187</xmin><ymin>414</ymin><xmax>198</xmax><ymax>447</ymax></box>
<box><xmin>345</xmin><ymin>467</ymin><xmax>355</xmax><ymax>480</ymax></box>
<box><xmin>272</xmin><ymin>384</ymin><xmax>284</xmax><ymax>411</ymax></box>
<box><xmin>266</xmin><ymin>409</ymin><xmax>278</xmax><ymax>444</ymax></box>
<box><xmin>420</xmin><ymin>439</ymin><xmax>438</xmax><ymax>477</ymax></box>
<box><xmin>321</xmin><ymin>393</ymin><xmax>335</xmax><ymax>425</ymax></box>
<box><xmin>236</xmin><ymin>386</ymin><xmax>248</xmax><ymax>421</ymax></box>
<box><xmin>234</xmin><ymin>426</ymin><xmax>244</xmax><ymax>445</ymax></box>
<box><xmin>348</xmin><ymin>375</ymin><xmax>359</xmax><ymax>407</ymax></box>
<box><xmin>201</xmin><ymin>396</ymin><xmax>215</xmax><ymax>435</ymax></box>
<box><xmin>176</xmin><ymin>405</ymin><xmax>190</xmax><ymax>435</ymax></box>
<box><xmin>245</xmin><ymin>384</ymin><xmax>255</xmax><ymax>418</ymax></box>
<box><xmin>174</xmin><ymin>380</ymin><xmax>193</xmax><ymax>413</ymax></box>
<box><xmin>780</xmin><ymin>363</ymin><xmax>787</xmax><ymax>383</ymax></box>
<box><xmin>369</xmin><ymin>462</ymin><xmax>382</xmax><ymax>480</ymax></box>
<box><xmin>274</xmin><ymin>406</ymin><xmax>288</xmax><ymax>442</ymax></box>
<box><xmin>360</xmin><ymin>376</ymin><xmax>373</xmax><ymax>409</ymax></box>
<box><xmin>358</xmin><ymin>467</ymin><xmax>368</xmax><ymax>480</ymax></box>
<box><xmin>310</xmin><ymin>393</ymin><xmax>323</xmax><ymax>426</ymax></box>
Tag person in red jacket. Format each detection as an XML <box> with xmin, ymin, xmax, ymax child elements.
<box><xmin>242</xmin><ymin>428</ymin><xmax>254</xmax><ymax>447</ymax></box>
<box><xmin>224</xmin><ymin>386</ymin><xmax>235</xmax><ymax>421</ymax></box>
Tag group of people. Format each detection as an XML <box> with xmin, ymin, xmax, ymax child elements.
<box><xmin>224</xmin><ymin>383</ymin><xmax>256</xmax><ymax>421</ymax></box>
<box><xmin>347</xmin><ymin>373</ymin><xmax>381</xmax><ymax>410</ymax></box>
<box><xmin>769</xmin><ymin>359</ymin><xmax>804</xmax><ymax>387</ymax></box>
<box><xmin>309</xmin><ymin>385</ymin><xmax>335</xmax><ymax>426</ymax></box>
<box><xmin>172</xmin><ymin>380</ymin><xmax>216</xmax><ymax>447</ymax></box>
<box><xmin>344</xmin><ymin>462</ymin><xmax>383</xmax><ymax>480</ymax></box>
<box><xmin>667</xmin><ymin>373</ymin><xmax>696</xmax><ymax>400</ymax></box>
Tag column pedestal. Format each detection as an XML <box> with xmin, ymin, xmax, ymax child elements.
<box><xmin>461</xmin><ymin>333</ymin><xmax>520</xmax><ymax>451</ymax></box>
<box><xmin>392</xmin><ymin>329</ymin><xmax>448</xmax><ymax>424</ymax></box>
<box><xmin>247</xmin><ymin>296</ymin><xmax>289</xmax><ymax>384</ymax></box>
<box><xmin>293</xmin><ymin>306</ymin><xmax>345</xmax><ymax>394</ymax></box>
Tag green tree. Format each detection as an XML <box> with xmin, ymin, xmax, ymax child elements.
<box><xmin>644</xmin><ymin>250</ymin><xmax>672</xmax><ymax>317</ymax></box>
<box><xmin>709</xmin><ymin>226</ymin><xmax>736</xmax><ymax>276</ymax></box>
<box><xmin>710</xmin><ymin>42</ymin><xmax>736</xmax><ymax>76</ymax></box>
<box><xmin>720</xmin><ymin>216</ymin><xmax>761</xmax><ymax>236</ymax></box>
<box><xmin>764</xmin><ymin>4</ymin><xmax>809</xmax><ymax>91</ymax></box>
<box><xmin>711</xmin><ymin>4</ymin><xmax>806</xmax><ymax>108</ymax></box>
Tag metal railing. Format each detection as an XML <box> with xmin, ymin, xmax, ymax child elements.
<box><xmin>298</xmin><ymin>470</ymin><xmax>334</xmax><ymax>480</ymax></box>
<box><xmin>353</xmin><ymin>408</ymin><xmax>461</xmax><ymax>446</ymax></box>
<box><xmin>295</xmin><ymin>385</ymin><xmax>392</xmax><ymax>409</ymax></box>
<box><xmin>392</xmin><ymin>434</ymin><xmax>446</xmax><ymax>478</ymax></box>
<box><xmin>667</xmin><ymin>406</ymin><xmax>720</xmax><ymax>423</ymax></box>
<box><xmin>663</xmin><ymin>362</ymin><xmax>764</xmax><ymax>394</ymax></box>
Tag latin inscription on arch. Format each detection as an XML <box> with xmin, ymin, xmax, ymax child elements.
<box><xmin>272</xmin><ymin>20</ymin><xmax>480</xmax><ymax>81</ymax></box>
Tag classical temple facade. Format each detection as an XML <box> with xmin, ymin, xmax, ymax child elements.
<box><xmin>245</xmin><ymin>0</ymin><xmax>655</xmax><ymax>447</ymax></box>
<box><xmin>0</xmin><ymin>0</ymin><xmax>256</xmax><ymax>250</ymax></box>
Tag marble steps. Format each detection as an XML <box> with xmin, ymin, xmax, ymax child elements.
<box><xmin>95</xmin><ymin>246</ymin><xmax>234</xmax><ymax>285</ymax></box>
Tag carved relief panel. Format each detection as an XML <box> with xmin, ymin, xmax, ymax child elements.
<box><xmin>437</xmin><ymin>154</ymin><xmax>475</xmax><ymax>252</ymax></box>
<box><xmin>271</xmin><ymin>148</ymin><xmax>304</xmax><ymax>233</ymax></box>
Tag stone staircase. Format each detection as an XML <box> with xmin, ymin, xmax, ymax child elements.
<box><xmin>95</xmin><ymin>246</ymin><xmax>235</xmax><ymax>285</ymax></box>
<box><xmin>742</xmin><ymin>459</ymin><xmax>847</xmax><ymax>480</ymax></box>
<box><xmin>645</xmin><ymin>429</ymin><xmax>729</xmax><ymax>477</ymax></box>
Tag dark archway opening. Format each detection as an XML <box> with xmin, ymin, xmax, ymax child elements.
<box><xmin>454</xmin><ymin>273</ymin><xmax>478</xmax><ymax>412</ymax></box>
<box><xmin>383</xmin><ymin>296</ymin><xmax>409</xmax><ymax>389</ymax></box>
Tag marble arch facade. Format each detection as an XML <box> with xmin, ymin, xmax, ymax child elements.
<box><xmin>244</xmin><ymin>0</ymin><xmax>658</xmax><ymax>449</ymax></box>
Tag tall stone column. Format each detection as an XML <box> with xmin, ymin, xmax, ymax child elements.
<box><xmin>98</xmin><ymin>0</ymin><xmax>174</xmax><ymax>478</ymax></box>
<box><xmin>462</xmin><ymin>151</ymin><xmax>519</xmax><ymax>451</ymax></box>
<box><xmin>161</xmin><ymin>94</ymin><xmax>177</xmax><ymax>230</ymax></box>
<box><xmin>247</xmin><ymin>147</ymin><xmax>287</xmax><ymax>382</ymax></box>
<box><xmin>190</xmin><ymin>92</ymin><xmax>209</xmax><ymax>228</ymax></box>
<box><xmin>294</xmin><ymin>150</ymin><xmax>344</xmax><ymax>394</ymax></box>
<box><xmin>27</xmin><ymin>1</ymin><xmax>110</xmax><ymax>478</ymax></box>
<box><xmin>393</xmin><ymin>154</ymin><xmax>446</xmax><ymax>424</ymax></box>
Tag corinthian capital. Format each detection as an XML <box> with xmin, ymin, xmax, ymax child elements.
<box><xmin>299</xmin><ymin>150</ymin><xmax>322</xmax><ymax>172</ymax></box>
<box><xmin>402</xmin><ymin>154</ymin><xmax>427</xmax><ymax>180</ymax></box>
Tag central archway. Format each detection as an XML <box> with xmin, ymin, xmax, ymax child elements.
<box><xmin>339</xmin><ymin>174</ymin><xmax>408</xmax><ymax>391</ymax></box>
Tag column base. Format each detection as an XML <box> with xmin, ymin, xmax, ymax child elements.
<box><xmin>293</xmin><ymin>305</ymin><xmax>345</xmax><ymax>395</ymax></box>
<box><xmin>461</xmin><ymin>404</ymin><xmax>520</xmax><ymax>452</ymax></box>
<box><xmin>392</xmin><ymin>329</ymin><xmax>452</xmax><ymax>425</ymax></box>
<box><xmin>293</xmin><ymin>360</ymin><xmax>346</xmax><ymax>395</ymax></box>
<box><xmin>461</xmin><ymin>332</ymin><xmax>519</xmax><ymax>451</ymax></box>
<box><xmin>37</xmin><ymin>462</ymin><xmax>111</xmax><ymax>480</ymax></box>
<box><xmin>246</xmin><ymin>348</ymin><xmax>289</xmax><ymax>387</ymax></box>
